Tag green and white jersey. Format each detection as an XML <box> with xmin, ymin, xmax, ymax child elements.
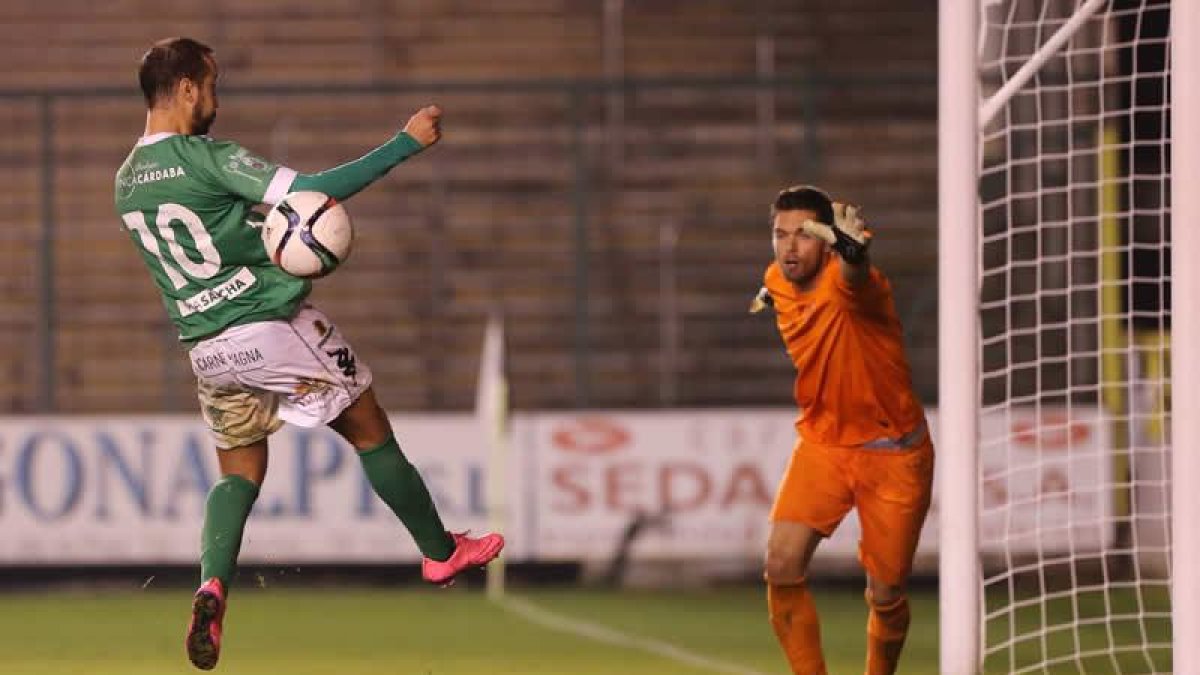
<box><xmin>115</xmin><ymin>133</ymin><xmax>307</xmax><ymax>341</ymax></box>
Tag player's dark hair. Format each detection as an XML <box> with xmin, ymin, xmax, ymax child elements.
<box><xmin>139</xmin><ymin>37</ymin><xmax>214</xmax><ymax>108</ymax></box>
<box><xmin>771</xmin><ymin>185</ymin><xmax>835</xmax><ymax>227</ymax></box>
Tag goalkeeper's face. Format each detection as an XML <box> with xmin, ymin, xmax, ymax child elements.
<box><xmin>773</xmin><ymin>209</ymin><xmax>828</xmax><ymax>286</ymax></box>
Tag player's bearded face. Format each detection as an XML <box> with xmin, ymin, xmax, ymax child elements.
<box><xmin>191</xmin><ymin>100</ymin><xmax>216</xmax><ymax>135</ymax></box>
<box><xmin>190</xmin><ymin>62</ymin><xmax>218</xmax><ymax>135</ymax></box>
<box><xmin>773</xmin><ymin>209</ymin><xmax>828</xmax><ymax>286</ymax></box>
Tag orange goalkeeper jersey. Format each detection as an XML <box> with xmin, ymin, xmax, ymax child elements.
<box><xmin>764</xmin><ymin>256</ymin><xmax>924</xmax><ymax>446</ymax></box>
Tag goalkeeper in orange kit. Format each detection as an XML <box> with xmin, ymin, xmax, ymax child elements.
<box><xmin>751</xmin><ymin>185</ymin><xmax>934</xmax><ymax>675</ymax></box>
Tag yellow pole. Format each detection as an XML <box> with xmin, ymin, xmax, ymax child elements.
<box><xmin>1099</xmin><ymin>123</ymin><xmax>1130</xmax><ymax>519</ymax></box>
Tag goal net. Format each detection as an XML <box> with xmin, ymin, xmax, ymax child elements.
<box><xmin>974</xmin><ymin>0</ymin><xmax>1172</xmax><ymax>672</ymax></box>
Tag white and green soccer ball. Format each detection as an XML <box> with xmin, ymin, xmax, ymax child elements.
<box><xmin>262</xmin><ymin>191</ymin><xmax>354</xmax><ymax>279</ymax></box>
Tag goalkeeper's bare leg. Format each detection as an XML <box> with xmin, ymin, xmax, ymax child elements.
<box><xmin>765</xmin><ymin>521</ymin><xmax>827</xmax><ymax>675</ymax></box>
<box><xmin>329</xmin><ymin>387</ymin><xmax>504</xmax><ymax>585</ymax></box>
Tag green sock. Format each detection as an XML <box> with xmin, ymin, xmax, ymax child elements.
<box><xmin>200</xmin><ymin>474</ymin><xmax>260</xmax><ymax>589</ymax></box>
<box><xmin>358</xmin><ymin>435</ymin><xmax>455</xmax><ymax>561</ymax></box>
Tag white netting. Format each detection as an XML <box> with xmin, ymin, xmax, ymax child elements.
<box><xmin>977</xmin><ymin>0</ymin><xmax>1171</xmax><ymax>672</ymax></box>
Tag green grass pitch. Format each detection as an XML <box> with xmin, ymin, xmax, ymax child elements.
<box><xmin>0</xmin><ymin>583</ymin><xmax>1168</xmax><ymax>674</ymax></box>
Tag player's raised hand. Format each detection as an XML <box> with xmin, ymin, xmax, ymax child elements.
<box><xmin>404</xmin><ymin>105</ymin><xmax>443</xmax><ymax>147</ymax></box>
<box><xmin>801</xmin><ymin>202</ymin><xmax>872</xmax><ymax>264</ymax></box>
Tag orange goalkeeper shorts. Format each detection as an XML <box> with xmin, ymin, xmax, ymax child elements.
<box><xmin>770</xmin><ymin>425</ymin><xmax>934</xmax><ymax>586</ymax></box>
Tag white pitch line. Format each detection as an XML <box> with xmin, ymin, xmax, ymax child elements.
<box><xmin>498</xmin><ymin>595</ymin><xmax>771</xmax><ymax>675</ymax></box>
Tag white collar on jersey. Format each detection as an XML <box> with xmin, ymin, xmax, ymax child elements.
<box><xmin>137</xmin><ymin>132</ymin><xmax>179</xmax><ymax>146</ymax></box>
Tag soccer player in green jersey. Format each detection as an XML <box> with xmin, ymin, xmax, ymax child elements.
<box><xmin>115</xmin><ymin>37</ymin><xmax>503</xmax><ymax>671</ymax></box>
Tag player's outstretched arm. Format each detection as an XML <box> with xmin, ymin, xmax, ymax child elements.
<box><xmin>289</xmin><ymin>105</ymin><xmax>443</xmax><ymax>201</ymax></box>
<box><xmin>801</xmin><ymin>202</ymin><xmax>872</xmax><ymax>287</ymax></box>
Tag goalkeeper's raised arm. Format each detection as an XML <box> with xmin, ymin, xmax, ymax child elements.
<box><xmin>798</xmin><ymin>199</ymin><xmax>873</xmax><ymax>288</ymax></box>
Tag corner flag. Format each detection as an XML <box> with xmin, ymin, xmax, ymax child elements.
<box><xmin>476</xmin><ymin>311</ymin><xmax>509</xmax><ymax>599</ymax></box>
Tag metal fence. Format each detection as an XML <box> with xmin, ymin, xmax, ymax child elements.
<box><xmin>0</xmin><ymin>73</ymin><xmax>937</xmax><ymax>413</ymax></box>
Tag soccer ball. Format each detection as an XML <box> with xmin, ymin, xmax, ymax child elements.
<box><xmin>262</xmin><ymin>191</ymin><xmax>353</xmax><ymax>279</ymax></box>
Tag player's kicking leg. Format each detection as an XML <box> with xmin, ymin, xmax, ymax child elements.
<box><xmin>187</xmin><ymin>438</ymin><xmax>268</xmax><ymax>670</ymax></box>
<box><xmin>329</xmin><ymin>386</ymin><xmax>504</xmax><ymax>585</ymax></box>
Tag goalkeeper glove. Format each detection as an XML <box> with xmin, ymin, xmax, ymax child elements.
<box><xmin>801</xmin><ymin>202</ymin><xmax>872</xmax><ymax>265</ymax></box>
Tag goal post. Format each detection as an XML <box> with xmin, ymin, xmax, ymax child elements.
<box><xmin>1170</xmin><ymin>1</ymin><xmax>1200</xmax><ymax>672</ymax></box>
<box><xmin>941</xmin><ymin>1</ymin><xmax>1188</xmax><ymax>672</ymax></box>
<box><xmin>937</xmin><ymin>0</ymin><xmax>980</xmax><ymax>672</ymax></box>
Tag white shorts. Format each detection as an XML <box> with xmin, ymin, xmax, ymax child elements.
<box><xmin>188</xmin><ymin>304</ymin><xmax>374</xmax><ymax>449</ymax></box>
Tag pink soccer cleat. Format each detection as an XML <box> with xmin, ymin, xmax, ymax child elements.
<box><xmin>185</xmin><ymin>577</ymin><xmax>226</xmax><ymax>670</ymax></box>
<box><xmin>421</xmin><ymin>531</ymin><xmax>505</xmax><ymax>586</ymax></box>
